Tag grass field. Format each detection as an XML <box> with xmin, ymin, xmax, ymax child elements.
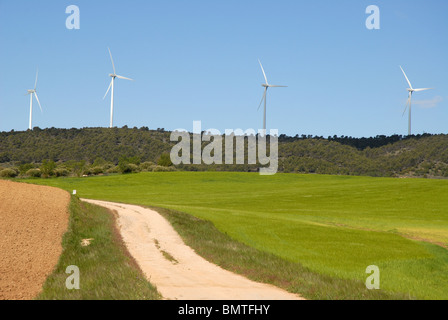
<box><xmin>22</xmin><ymin>172</ymin><xmax>448</xmax><ymax>299</ymax></box>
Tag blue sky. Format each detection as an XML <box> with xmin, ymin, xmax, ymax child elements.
<box><xmin>0</xmin><ymin>0</ymin><xmax>447</xmax><ymax>137</ymax></box>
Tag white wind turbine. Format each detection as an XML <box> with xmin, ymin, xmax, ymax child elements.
<box><xmin>399</xmin><ymin>66</ymin><xmax>433</xmax><ymax>136</ymax></box>
<box><xmin>103</xmin><ymin>47</ymin><xmax>134</xmax><ymax>128</ymax></box>
<box><xmin>26</xmin><ymin>69</ymin><xmax>43</xmax><ymax>130</ymax></box>
<box><xmin>258</xmin><ymin>59</ymin><xmax>287</xmax><ymax>131</ymax></box>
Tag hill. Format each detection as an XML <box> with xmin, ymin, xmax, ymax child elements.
<box><xmin>0</xmin><ymin>127</ymin><xmax>447</xmax><ymax>178</ymax></box>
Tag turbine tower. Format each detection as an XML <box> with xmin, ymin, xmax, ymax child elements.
<box><xmin>26</xmin><ymin>69</ymin><xmax>43</xmax><ymax>130</ymax></box>
<box><xmin>257</xmin><ymin>59</ymin><xmax>287</xmax><ymax>132</ymax></box>
<box><xmin>103</xmin><ymin>47</ymin><xmax>134</xmax><ymax>128</ymax></box>
<box><xmin>399</xmin><ymin>66</ymin><xmax>433</xmax><ymax>136</ymax></box>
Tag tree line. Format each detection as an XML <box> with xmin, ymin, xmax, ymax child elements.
<box><xmin>1</xmin><ymin>127</ymin><xmax>447</xmax><ymax>179</ymax></box>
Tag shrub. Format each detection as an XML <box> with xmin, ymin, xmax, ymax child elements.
<box><xmin>91</xmin><ymin>166</ymin><xmax>105</xmax><ymax>175</ymax></box>
<box><xmin>118</xmin><ymin>156</ymin><xmax>141</xmax><ymax>174</ymax></box>
<box><xmin>40</xmin><ymin>160</ymin><xmax>56</xmax><ymax>177</ymax></box>
<box><xmin>128</xmin><ymin>163</ymin><xmax>140</xmax><ymax>173</ymax></box>
<box><xmin>140</xmin><ymin>161</ymin><xmax>156</xmax><ymax>171</ymax></box>
<box><xmin>92</xmin><ymin>157</ymin><xmax>107</xmax><ymax>167</ymax></box>
<box><xmin>118</xmin><ymin>163</ymin><xmax>141</xmax><ymax>174</ymax></box>
<box><xmin>157</xmin><ymin>153</ymin><xmax>173</xmax><ymax>167</ymax></box>
<box><xmin>123</xmin><ymin>156</ymin><xmax>141</xmax><ymax>165</ymax></box>
<box><xmin>19</xmin><ymin>163</ymin><xmax>35</xmax><ymax>175</ymax></box>
<box><xmin>118</xmin><ymin>162</ymin><xmax>132</xmax><ymax>174</ymax></box>
<box><xmin>0</xmin><ymin>168</ymin><xmax>18</xmax><ymax>178</ymax></box>
<box><xmin>26</xmin><ymin>168</ymin><xmax>42</xmax><ymax>178</ymax></box>
<box><xmin>54</xmin><ymin>168</ymin><xmax>69</xmax><ymax>177</ymax></box>
<box><xmin>152</xmin><ymin>165</ymin><xmax>176</xmax><ymax>172</ymax></box>
<box><xmin>102</xmin><ymin>163</ymin><xmax>114</xmax><ymax>170</ymax></box>
<box><xmin>106</xmin><ymin>166</ymin><xmax>119</xmax><ymax>174</ymax></box>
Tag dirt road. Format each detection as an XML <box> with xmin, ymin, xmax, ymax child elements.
<box><xmin>0</xmin><ymin>180</ymin><xmax>70</xmax><ymax>300</ymax></box>
<box><xmin>82</xmin><ymin>199</ymin><xmax>304</xmax><ymax>300</ymax></box>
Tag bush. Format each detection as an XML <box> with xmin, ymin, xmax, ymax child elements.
<box><xmin>40</xmin><ymin>160</ymin><xmax>56</xmax><ymax>177</ymax></box>
<box><xmin>118</xmin><ymin>156</ymin><xmax>142</xmax><ymax>174</ymax></box>
<box><xmin>152</xmin><ymin>165</ymin><xmax>176</xmax><ymax>172</ymax></box>
<box><xmin>106</xmin><ymin>166</ymin><xmax>119</xmax><ymax>174</ymax></box>
<box><xmin>118</xmin><ymin>162</ymin><xmax>132</xmax><ymax>174</ymax></box>
<box><xmin>0</xmin><ymin>168</ymin><xmax>18</xmax><ymax>178</ymax></box>
<box><xmin>55</xmin><ymin>168</ymin><xmax>69</xmax><ymax>177</ymax></box>
<box><xmin>102</xmin><ymin>163</ymin><xmax>114</xmax><ymax>170</ymax></box>
<box><xmin>118</xmin><ymin>162</ymin><xmax>141</xmax><ymax>174</ymax></box>
<box><xmin>19</xmin><ymin>163</ymin><xmax>35</xmax><ymax>175</ymax></box>
<box><xmin>92</xmin><ymin>157</ymin><xmax>107</xmax><ymax>167</ymax></box>
<box><xmin>26</xmin><ymin>168</ymin><xmax>42</xmax><ymax>178</ymax></box>
<box><xmin>91</xmin><ymin>166</ymin><xmax>105</xmax><ymax>175</ymax></box>
<box><xmin>128</xmin><ymin>163</ymin><xmax>140</xmax><ymax>173</ymax></box>
<box><xmin>140</xmin><ymin>161</ymin><xmax>156</xmax><ymax>171</ymax></box>
<box><xmin>157</xmin><ymin>153</ymin><xmax>173</xmax><ymax>167</ymax></box>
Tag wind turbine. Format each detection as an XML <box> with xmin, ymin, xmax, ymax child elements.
<box><xmin>257</xmin><ymin>59</ymin><xmax>287</xmax><ymax>132</ymax></box>
<box><xmin>399</xmin><ymin>66</ymin><xmax>433</xmax><ymax>136</ymax></box>
<box><xmin>103</xmin><ymin>47</ymin><xmax>134</xmax><ymax>128</ymax></box>
<box><xmin>26</xmin><ymin>69</ymin><xmax>43</xmax><ymax>130</ymax></box>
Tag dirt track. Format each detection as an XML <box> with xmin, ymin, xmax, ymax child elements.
<box><xmin>0</xmin><ymin>180</ymin><xmax>70</xmax><ymax>300</ymax></box>
<box><xmin>83</xmin><ymin>199</ymin><xmax>304</xmax><ymax>300</ymax></box>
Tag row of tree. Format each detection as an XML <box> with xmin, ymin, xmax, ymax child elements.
<box><xmin>0</xmin><ymin>154</ymin><xmax>175</xmax><ymax>179</ymax></box>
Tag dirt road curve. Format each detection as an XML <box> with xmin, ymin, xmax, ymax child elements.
<box><xmin>83</xmin><ymin>199</ymin><xmax>304</xmax><ymax>300</ymax></box>
<box><xmin>0</xmin><ymin>180</ymin><xmax>70</xmax><ymax>300</ymax></box>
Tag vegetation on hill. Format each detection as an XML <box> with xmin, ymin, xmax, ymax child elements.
<box><xmin>1</xmin><ymin>127</ymin><xmax>447</xmax><ymax>179</ymax></box>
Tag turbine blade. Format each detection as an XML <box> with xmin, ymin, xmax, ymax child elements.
<box><xmin>103</xmin><ymin>79</ymin><xmax>113</xmax><ymax>100</ymax></box>
<box><xmin>116</xmin><ymin>75</ymin><xmax>134</xmax><ymax>81</ymax></box>
<box><xmin>34</xmin><ymin>68</ymin><xmax>39</xmax><ymax>90</ymax></box>
<box><xmin>258</xmin><ymin>88</ymin><xmax>267</xmax><ymax>111</ymax></box>
<box><xmin>399</xmin><ymin>66</ymin><xmax>413</xmax><ymax>89</ymax></box>
<box><xmin>258</xmin><ymin>59</ymin><xmax>268</xmax><ymax>85</ymax></box>
<box><xmin>268</xmin><ymin>85</ymin><xmax>287</xmax><ymax>88</ymax></box>
<box><xmin>413</xmin><ymin>88</ymin><xmax>433</xmax><ymax>92</ymax></box>
<box><xmin>34</xmin><ymin>92</ymin><xmax>43</xmax><ymax>113</ymax></box>
<box><xmin>402</xmin><ymin>105</ymin><xmax>408</xmax><ymax>117</ymax></box>
<box><xmin>108</xmin><ymin>47</ymin><xmax>116</xmax><ymax>74</ymax></box>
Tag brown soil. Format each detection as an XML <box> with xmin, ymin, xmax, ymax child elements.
<box><xmin>0</xmin><ymin>180</ymin><xmax>70</xmax><ymax>300</ymax></box>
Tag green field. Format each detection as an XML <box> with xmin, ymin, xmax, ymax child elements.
<box><xmin>22</xmin><ymin>172</ymin><xmax>448</xmax><ymax>299</ymax></box>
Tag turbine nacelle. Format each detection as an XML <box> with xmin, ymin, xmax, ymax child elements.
<box><xmin>109</xmin><ymin>74</ymin><xmax>117</xmax><ymax>78</ymax></box>
<box><xmin>262</xmin><ymin>84</ymin><xmax>286</xmax><ymax>88</ymax></box>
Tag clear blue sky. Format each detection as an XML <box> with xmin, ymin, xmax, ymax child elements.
<box><xmin>0</xmin><ymin>0</ymin><xmax>447</xmax><ymax>137</ymax></box>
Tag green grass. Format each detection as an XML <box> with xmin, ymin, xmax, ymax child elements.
<box><xmin>23</xmin><ymin>172</ymin><xmax>448</xmax><ymax>300</ymax></box>
<box><xmin>155</xmin><ymin>206</ymin><xmax>409</xmax><ymax>300</ymax></box>
<box><xmin>36</xmin><ymin>195</ymin><xmax>161</xmax><ymax>300</ymax></box>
